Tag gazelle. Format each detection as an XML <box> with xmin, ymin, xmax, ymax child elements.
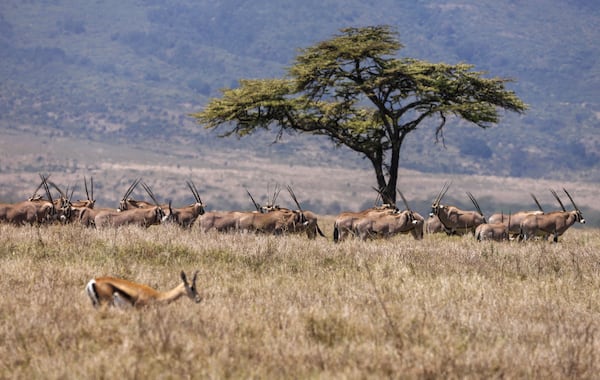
<box><xmin>85</xmin><ymin>271</ymin><xmax>201</xmax><ymax>309</ymax></box>
<box><xmin>519</xmin><ymin>188</ymin><xmax>585</xmax><ymax>242</ymax></box>
<box><xmin>430</xmin><ymin>182</ymin><xmax>486</xmax><ymax>235</ymax></box>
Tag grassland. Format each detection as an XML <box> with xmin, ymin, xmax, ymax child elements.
<box><xmin>1</xmin><ymin>221</ymin><xmax>599</xmax><ymax>379</ymax></box>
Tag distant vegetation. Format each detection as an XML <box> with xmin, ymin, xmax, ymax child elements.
<box><xmin>0</xmin><ymin>0</ymin><xmax>599</xmax><ymax>180</ymax></box>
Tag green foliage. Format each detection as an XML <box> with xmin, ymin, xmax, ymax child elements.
<box><xmin>192</xmin><ymin>26</ymin><xmax>527</xmax><ymax>201</ymax></box>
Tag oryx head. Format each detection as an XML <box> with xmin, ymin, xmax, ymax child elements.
<box><xmin>287</xmin><ymin>185</ymin><xmax>308</xmax><ymax>226</ymax></box>
<box><xmin>119</xmin><ymin>178</ymin><xmax>142</xmax><ymax>211</ymax></box>
<box><xmin>430</xmin><ymin>181</ymin><xmax>451</xmax><ymax>216</ymax></box>
<box><xmin>563</xmin><ymin>188</ymin><xmax>585</xmax><ymax>224</ymax></box>
<box><xmin>187</xmin><ymin>180</ymin><xmax>205</xmax><ymax>215</ymax></box>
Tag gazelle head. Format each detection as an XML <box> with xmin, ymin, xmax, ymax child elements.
<box><xmin>181</xmin><ymin>270</ymin><xmax>202</xmax><ymax>303</ymax></box>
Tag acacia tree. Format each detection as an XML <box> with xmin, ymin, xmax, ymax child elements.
<box><xmin>191</xmin><ymin>25</ymin><xmax>527</xmax><ymax>204</ymax></box>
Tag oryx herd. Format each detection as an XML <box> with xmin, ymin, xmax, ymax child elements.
<box><xmin>0</xmin><ymin>176</ymin><xmax>587</xmax><ymax>243</ymax></box>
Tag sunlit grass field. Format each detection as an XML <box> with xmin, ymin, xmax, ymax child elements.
<box><xmin>1</xmin><ymin>221</ymin><xmax>598</xmax><ymax>379</ymax></box>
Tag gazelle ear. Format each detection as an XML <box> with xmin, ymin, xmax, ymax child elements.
<box><xmin>180</xmin><ymin>271</ymin><xmax>188</xmax><ymax>284</ymax></box>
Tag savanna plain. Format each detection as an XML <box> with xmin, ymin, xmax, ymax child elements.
<box><xmin>1</xmin><ymin>220</ymin><xmax>599</xmax><ymax>379</ymax></box>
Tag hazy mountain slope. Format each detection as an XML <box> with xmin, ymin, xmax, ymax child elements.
<box><xmin>0</xmin><ymin>0</ymin><xmax>598</xmax><ymax>181</ymax></box>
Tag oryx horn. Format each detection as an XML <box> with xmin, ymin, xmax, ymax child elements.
<box><xmin>123</xmin><ymin>178</ymin><xmax>141</xmax><ymax>201</ymax></box>
<box><xmin>270</xmin><ymin>184</ymin><xmax>281</xmax><ymax>207</ymax></box>
<box><xmin>141</xmin><ymin>182</ymin><xmax>160</xmax><ymax>207</ymax></box>
<box><xmin>187</xmin><ymin>180</ymin><xmax>203</xmax><ymax>204</ymax></box>
<box><xmin>434</xmin><ymin>181</ymin><xmax>451</xmax><ymax>205</ymax></box>
<box><xmin>550</xmin><ymin>189</ymin><xmax>566</xmax><ymax>212</ymax></box>
<box><xmin>466</xmin><ymin>191</ymin><xmax>486</xmax><ymax>222</ymax></box>
<box><xmin>245</xmin><ymin>187</ymin><xmax>261</xmax><ymax>212</ymax></box>
<box><xmin>563</xmin><ymin>188</ymin><xmax>581</xmax><ymax>212</ymax></box>
<box><xmin>372</xmin><ymin>186</ymin><xmax>395</xmax><ymax>208</ymax></box>
<box><xmin>396</xmin><ymin>188</ymin><xmax>411</xmax><ymax>211</ymax></box>
<box><xmin>40</xmin><ymin>174</ymin><xmax>54</xmax><ymax>205</ymax></box>
<box><xmin>286</xmin><ymin>185</ymin><xmax>303</xmax><ymax>212</ymax></box>
<box><xmin>530</xmin><ymin>193</ymin><xmax>544</xmax><ymax>213</ymax></box>
<box><xmin>30</xmin><ymin>174</ymin><xmax>48</xmax><ymax>200</ymax></box>
<box><xmin>84</xmin><ymin>176</ymin><xmax>92</xmax><ymax>201</ymax></box>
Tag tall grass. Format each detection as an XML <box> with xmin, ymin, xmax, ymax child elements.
<box><xmin>1</xmin><ymin>222</ymin><xmax>599</xmax><ymax>379</ymax></box>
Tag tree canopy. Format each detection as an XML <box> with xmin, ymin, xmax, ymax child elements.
<box><xmin>191</xmin><ymin>25</ymin><xmax>527</xmax><ymax>204</ymax></box>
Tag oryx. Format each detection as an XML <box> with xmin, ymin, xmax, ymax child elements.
<box><xmin>333</xmin><ymin>205</ymin><xmax>398</xmax><ymax>242</ymax></box>
<box><xmin>487</xmin><ymin>193</ymin><xmax>544</xmax><ymax>237</ymax></box>
<box><xmin>0</xmin><ymin>175</ymin><xmax>57</xmax><ymax>225</ymax></box>
<box><xmin>519</xmin><ymin>188</ymin><xmax>585</xmax><ymax>242</ymax></box>
<box><xmin>425</xmin><ymin>214</ymin><xmax>445</xmax><ymax>234</ymax></box>
<box><xmin>94</xmin><ymin>182</ymin><xmax>166</xmax><ymax>228</ymax></box>
<box><xmin>351</xmin><ymin>190</ymin><xmax>424</xmax><ymax>241</ymax></box>
<box><xmin>430</xmin><ymin>182</ymin><xmax>486</xmax><ymax>235</ymax></box>
<box><xmin>164</xmin><ymin>181</ymin><xmax>206</xmax><ymax>228</ymax></box>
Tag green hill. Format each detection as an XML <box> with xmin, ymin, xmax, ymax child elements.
<box><xmin>0</xmin><ymin>0</ymin><xmax>598</xmax><ymax>209</ymax></box>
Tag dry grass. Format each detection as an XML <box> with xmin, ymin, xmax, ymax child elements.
<box><xmin>1</xmin><ymin>222</ymin><xmax>599</xmax><ymax>379</ymax></box>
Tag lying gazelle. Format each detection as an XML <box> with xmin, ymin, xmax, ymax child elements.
<box><xmin>85</xmin><ymin>270</ymin><xmax>201</xmax><ymax>309</ymax></box>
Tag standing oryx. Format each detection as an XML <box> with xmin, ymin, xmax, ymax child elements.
<box><xmin>487</xmin><ymin>193</ymin><xmax>545</xmax><ymax>238</ymax></box>
<box><xmin>94</xmin><ymin>182</ymin><xmax>166</xmax><ymax>228</ymax></box>
<box><xmin>350</xmin><ymin>190</ymin><xmax>424</xmax><ymax>241</ymax></box>
<box><xmin>469</xmin><ymin>192</ymin><xmax>511</xmax><ymax>242</ymax></box>
<box><xmin>333</xmin><ymin>205</ymin><xmax>397</xmax><ymax>242</ymax></box>
<box><xmin>519</xmin><ymin>188</ymin><xmax>585</xmax><ymax>242</ymax></box>
<box><xmin>248</xmin><ymin>185</ymin><xmax>325</xmax><ymax>239</ymax></box>
<box><xmin>430</xmin><ymin>182</ymin><xmax>486</xmax><ymax>235</ymax></box>
<box><xmin>0</xmin><ymin>175</ymin><xmax>57</xmax><ymax>225</ymax></box>
<box><xmin>164</xmin><ymin>181</ymin><xmax>206</xmax><ymax>228</ymax></box>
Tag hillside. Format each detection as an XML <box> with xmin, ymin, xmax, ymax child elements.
<box><xmin>0</xmin><ymin>0</ymin><xmax>599</xmax><ymax>210</ymax></box>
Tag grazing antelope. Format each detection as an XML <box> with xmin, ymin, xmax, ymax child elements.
<box><xmin>196</xmin><ymin>210</ymin><xmax>251</xmax><ymax>232</ymax></box>
<box><xmin>475</xmin><ymin>213</ymin><xmax>511</xmax><ymax>242</ymax></box>
<box><xmin>72</xmin><ymin>176</ymin><xmax>96</xmax><ymax>209</ymax></box>
<box><xmin>237</xmin><ymin>207</ymin><xmax>307</xmax><ymax>235</ymax></box>
<box><xmin>163</xmin><ymin>181</ymin><xmax>206</xmax><ymax>228</ymax></box>
<box><xmin>94</xmin><ymin>182</ymin><xmax>165</xmax><ymax>228</ymax></box>
<box><xmin>333</xmin><ymin>205</ymin><xmax>397</xmax><ymax>242</ymax></box>
<box><xmin>519</xmin><ymin>188</ymin><xmax>585</xmax><ymax>242</ymax></box>
<box><xmin>252</xmin><ymin>186</ymin><xmax>324</xmax><ymax>238</ymax></box>
<box><xmin>85</xmin><ymin>271</ymin><xmax>201</xmax><ymax>309</ymax></box>
<box><xmin>0</xmin><ymin>175</ymin><xmax>57</xmax><ymax>225</ymax></box>
<box><xmin>487</xmin><ymin>193</ymin><xmax>544</xmax><ymax>237</ymax></box>
<box><xmin>430</xmin><ymin>182</ymin><xmax>486</xmax><ymax>235</ymax></box>
<box><xmin>425</xmin><ymin>214</ymin><xmax>445</xmax><ymax>234</ymax></box>
<box><xmin>351</xmin><ymin>190</ymin><xmax>424</xmax><ymax>241</ymax></box>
